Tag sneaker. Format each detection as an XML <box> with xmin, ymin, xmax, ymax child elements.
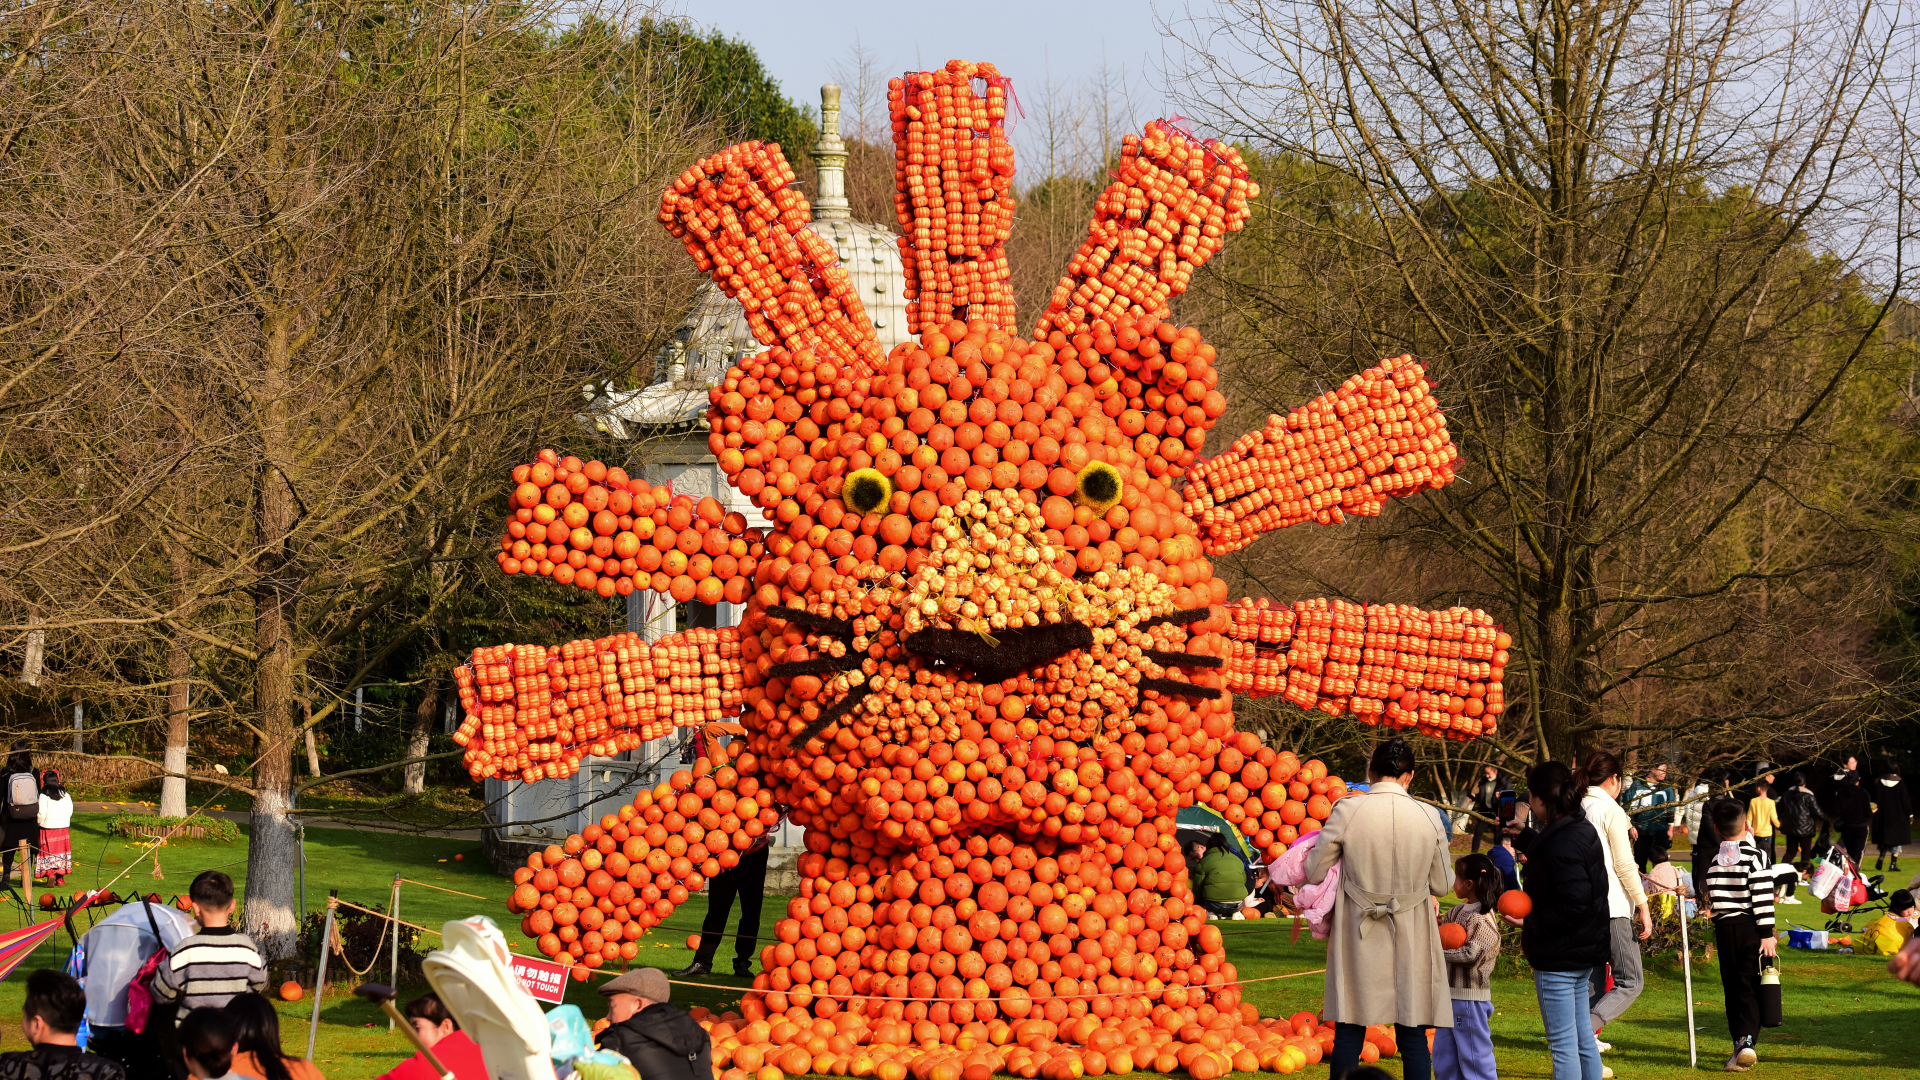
<box><xmin>1596</xmin><ymin>1039</ymin><xmax>1614</xmax><ymax>1052</ymax></box>
<box><xmin>1601</xmin><ymin>1068</ymin><xmax>1615</xmax><ymax>1079</ymax></box>
<box><xmin>1725</xmin><ymin>1042</ymin><xmax>1757</xmax><ymax>1072</ymax></box>
<box><xmin>1779</xmin><ymin>895</ymin><xmax>1802</xmax><ymax>904</ymax></box>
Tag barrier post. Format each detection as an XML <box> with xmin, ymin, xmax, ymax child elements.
<box><xmin>307</xmin><ymin>891</ymin><xmax>337</xmax><ymax>1060</ymax></box>
<box><xmin>1680</xmin><ymin>894</ymin><xmax>1696</xmax><ymax>1068</ymax></box>
<box><xmin>19</xmin><ymin>841</ymin><xmax>31</xmax><ymax>911</ymax></box>
<box><xmin>386</xmin><ymin>873</ymin><xmax>402</xmax><ymax>1029</ymax></box>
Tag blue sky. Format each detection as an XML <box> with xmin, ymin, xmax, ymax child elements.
<box><xmin>673</xmin><ymin>0</ymin><xmax>1195</xmax><ymax>148</ymax></box>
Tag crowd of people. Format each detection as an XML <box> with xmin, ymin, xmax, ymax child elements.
<box><xmin>3</xmin><ymin>736</ymin><xmax>1912</xmax><ymax>1080</ymax></box>
<box><xmin>1283</xmin><ymin>738</ymin><xmax>1916</xmax><ymax>1080</ymax></box>
<box><xmin>3</xmin><ymin>867</ymin><xmax>716</xmax><ymax>1080</ymax></box>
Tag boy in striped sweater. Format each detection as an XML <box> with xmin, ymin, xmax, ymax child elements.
<box><xmin>151</xmin><ymin>870</ymin><xmax>267</xmax><ymax>1020</ymax></box>
<box><xmin>1703</xmin><ymin>798</ymin><xmax>1785</xmax><ymax>1072</ymax></box>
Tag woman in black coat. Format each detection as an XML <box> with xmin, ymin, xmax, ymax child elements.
<box><xmin>1827</xmin><ymin>774</ymin><xmax>1874</xmax><ymax>866</ymax></box>
<box><xmin>1513</xmin><ymin>760</ymin><xmax>1612</xmax><ymax>1080</ymax></box>
<box><xmin>1871</xmin><ymin>767</ymin><xmax>1911</xmax><ymax>873</ymax></box>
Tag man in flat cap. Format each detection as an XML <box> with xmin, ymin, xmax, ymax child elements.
<box><xmin>595</xmin><ymin>969</ymin><xmax>712</xmax><ymax>1080</ymax></box>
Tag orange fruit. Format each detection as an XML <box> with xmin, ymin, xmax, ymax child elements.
<box><xmin>1498</xmin><ymin>890</ymin><xmax>1532</xmax><ymax>919</ymax></box>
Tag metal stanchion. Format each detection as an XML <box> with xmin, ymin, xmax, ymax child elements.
<box><xmin>1680</xmin><ymin>897</ymin><xmax>1696</xmax><ymax>1068</ymax></box>
<box><xmin>307</xmin><ymin>891</ymin><xmax>338</xmax><ymax>1060</ymax></box>
<box><xmin>386</xmin><ymin>873</ymin><xmax>403</xmax><ymax>1030</ymax></box>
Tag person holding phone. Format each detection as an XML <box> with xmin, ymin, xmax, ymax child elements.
<box><xmin>1470</xmin><ymin>766</ymin><xmax>1503</xmax><ymax>854</ymax></box>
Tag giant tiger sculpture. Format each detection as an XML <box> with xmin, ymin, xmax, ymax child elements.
<box><xmin>454</xmin><ymin>60</ymin><xmax>1509</xmax><ymax>1075</ymax></box>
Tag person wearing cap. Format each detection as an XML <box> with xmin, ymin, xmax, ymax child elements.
<box><xmin>595</xmin><ymin>969</ymin><xmax>711</xmax><ymax>1080</ymax></box>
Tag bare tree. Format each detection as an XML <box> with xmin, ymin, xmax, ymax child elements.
<box><xmin>1167</xmin><ymin>0</ymin><xmax>1918</xmax><ymax>764</ymax></box>
<box><xmin>0</xmin><ymin>0</ymin><xmax>707</xmax><ymax>957</ymax></box>
<box><xmin>1005</xmin><ymin>63</ymin><xmax>1145</xmax><ymax>327</ymax></box>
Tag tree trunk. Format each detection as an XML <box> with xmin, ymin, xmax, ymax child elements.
<box><xmin>405</xmin><ymin>683</ymin><xmax>436</xmax><ymax>794</ymax></box>
<box><xmin>245</xmin><ymin>301</ymin><xmax>301</xmax><ymax>962</ymax></box>
<box><xmin>20</xmin><ymin>611</ymin><xmax>44</xmax><ymax>688</ymax></box>
<box><xmin>162</xmin><ymin>543</ymin><xmax>192</xmax><ymax>818</ymax></box>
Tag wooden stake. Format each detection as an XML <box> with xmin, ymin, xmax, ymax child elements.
<box><xmin>307</xmin><ymin>892</ymin><xmax>338</xmax><ymax>1060</ymax></box>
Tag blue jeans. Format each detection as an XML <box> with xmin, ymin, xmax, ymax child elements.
<box><xmin>1535</xmin><ymin>968</ymin><xmax>1604</xmax><ymax>1080</ymax></box>
<box><xmin>1332</xmin><ymin>1021</ymin><xmax>1433</xmax><ymax>1080</ymax></box>
<box><xmin>1433</xmin><ymin>999</ymin><xmax>1497</xmax><ymax>1080</ymax></box>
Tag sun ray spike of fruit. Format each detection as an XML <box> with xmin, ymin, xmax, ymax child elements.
<box><xmin>472</xmin><ymin>61</ymin><xmax>1508</xmax><ymax>1073</ymax></box>
<box><xmin>890</xmin><ymin>61</ymin><xmax>1019</xmax><ymax>336</ymax></box>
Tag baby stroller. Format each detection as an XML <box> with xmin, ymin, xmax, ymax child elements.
<box><xmin>1807</xmin><ymin>840</ymin><xmax>1888</xmax><ymax>932</ymax></box>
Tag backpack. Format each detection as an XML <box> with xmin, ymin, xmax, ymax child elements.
<box><xmin>6</xmin><ymin>773</ymin><xmax>38</xmax><ymax>820</ymax></box>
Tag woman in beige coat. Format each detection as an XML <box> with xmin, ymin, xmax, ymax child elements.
<box><xmin>1305</xmin><ymin>737</ymin><xmax>1454</xmax><ymax>1080</ymax></box>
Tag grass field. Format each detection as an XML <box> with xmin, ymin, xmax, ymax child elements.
<box><xmin>0</xmin><ymin>815</ymin><xmax>1912</xmax><ymax>1077</ymax></box>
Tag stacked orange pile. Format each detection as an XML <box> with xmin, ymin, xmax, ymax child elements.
<box><xmin>505</xmin><ymin>744</ymin><xmax>780</xmax><ymax>968</ymax></box>
<box><xmin>889</xmin><ymin>61</ymin><xmax>1018</xmax><ymax>335</ymax></box>
<box><xmin>452</xmin><ymin>628</ymin><xmax>745</xmax><ymax>783</ymax></box>
<box><xmin>691</xmin><ymin>999</ymin><xmax>1397</xmax><ymax>1076</ymax></box>
<box><xmin>658</xmin><ymin>142</ymin><xmax>885</xmax><ymax>373</ymax></box>
<box><xmin>1032</xmin><ymin>315</ymin><xmax>1228</xmax><ymax>481</ymax></box>
<box><xmin>691</xmin><ymin>997</ymin><xmax>1407</xmax><ymax>1080</ymax></box>
<box><xmin>1217</xmin><ymin>597</ymin><xmax>1508</xmax><ymax>740</ymax></box>
<box><xmin>1183</xmin><ymin>355</ymin><xmax>1459</xmax><ymax>549</ymax></box>
<box><xmin>705</xmin><ymin>318</ymin><xmax>1226</xmax><ymax>606</ymax></box>
<box><xmin>1184</xmin><ymin>733</ymin><xmax>1346</xmax><ymax>863</ymax></box>
<box><xmin>498</xmin><ymin>449</ymin><xmax>763</xmax><ymax>604</ymax></box>
<box><xmin>497</xmin><ymin>710</ymin><xmax>1351</xmax><ymax>1016</ymax></box>
<box><xmin>1032</xmin><ymin>121</ymin><xmax>1258</xmax><ymax>343</ymax></box>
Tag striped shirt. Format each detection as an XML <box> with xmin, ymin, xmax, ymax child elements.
<box><xmin>150</xmin><ymin>925</ymin><xmax>267</xmax><ymax>1017</ymax></box>
<box><xmin>1701</xmin><ymin>839</ymin><xmax>1780</xmax><ymax>936</ymax></box>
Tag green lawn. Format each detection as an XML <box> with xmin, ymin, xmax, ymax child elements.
<box><xmin>0</xmin><ymin>815</ymin><xmax>1914</xmax><ymax>1077</ymax></box>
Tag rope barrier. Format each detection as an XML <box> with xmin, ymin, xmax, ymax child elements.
<box><xmin>652</xmin><ymin>966</ymin><xmax>1329</xmax><ymax>1003</ymax></box>
<box><xmin>397</xmin><ymin>878</ymin><xmax>495</xmax><ymax>903</ymax></box>
<box><xmin>316</xmin><ymin>886</ymin><xmax>1333</xmax><ymax>1008</ymax></box>
<box><xmin>332</xmin><ymin>897</ymin><xmax>443</xmax><ymax>940</ymax></box>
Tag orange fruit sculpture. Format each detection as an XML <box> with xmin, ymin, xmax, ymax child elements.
<box><xmin>461</xmin><ymin>57</ymin><xmax>1515</xmax><ymax>1076</ymax></box>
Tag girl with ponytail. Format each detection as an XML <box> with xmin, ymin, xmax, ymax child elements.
<box><xmin>1434</xmin><ymin>853</ymin><xmax>1504</xmax><ymax>1080</ymax></box>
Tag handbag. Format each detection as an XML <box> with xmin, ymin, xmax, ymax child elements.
<box><xmin>125</xmin><ymin>900</ymin><xmax>170</xmax><ymax>1035</ymax></box>
<box><xmin>125</xmin><ymin>948</ymin><xmax>166</xmax><ymax>1034</ymax></box>
<box><xmin>1822</xmin><ymin>867</ymin><xmax>1858</xmax><ymax>914</ymax></box>
<box><xmin>1809</xmin><ymin>850</ymin><xmax>1848</xmax><ymax>899</ymax></box>
<box><xmin>1759</xmin><ymin>956</ymin><xmax>1783</xmax><ymax>1027</ymax></box>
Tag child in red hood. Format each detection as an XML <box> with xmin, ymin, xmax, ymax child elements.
<box><xmin>378</xmin><ymin>993</ymin><xmax>489</xmax><ymax>1080</ymax></box>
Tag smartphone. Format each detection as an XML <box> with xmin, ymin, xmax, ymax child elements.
<box><xmin>1496</xmin><ymin>789</ymin><xmax>1517</xmax><ymax>823</ymax></box>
